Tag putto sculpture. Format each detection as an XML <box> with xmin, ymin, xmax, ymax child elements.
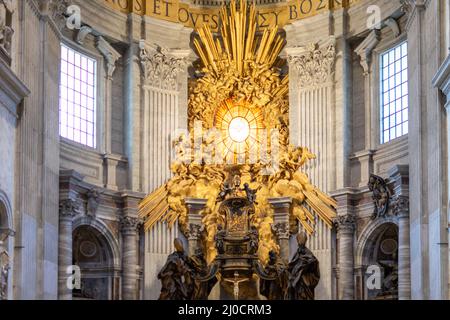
<box><xmin>148</xmin><ymin>0</ymin><xmax>332</xmax><ymax>301</ymax></box>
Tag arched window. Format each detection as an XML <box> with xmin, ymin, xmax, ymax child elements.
<box><xmin>59</xmin><ymin>44</ymin><xmax>97</xmax><ymax>148</ymax></box>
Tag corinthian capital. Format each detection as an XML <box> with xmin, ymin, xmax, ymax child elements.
<box><xmin>392</xmin><ymin>195</ymin><xmax>410</xmax><ymax>218</ymax></box>
<box><xmin>120</xmin><ymin>216</ymin><xmax>142</xmax><ymax>233</ymax></box>
<box><xmin>59</xmin><ymin>199</ymin><xmax>79</xmax><ymax>218</ymax></box>
<box><xmin>287</xmin><ymin>40</ymin><xmax>336</xmax><ymax>88</ymax></box>
<box><xmin>272</xmin><ymin>222</ymin><xmax>290</xmax><ymax>240</ymax></box>
<box><xmin>334</xmin><ymin>214</ymin><xmax>356</xmax><ymax>233</ymax></box>
<box><xmin>187</xmin><ymin>224</ymin><xmax>203</xmax><ymax>241</ymax></box>
<box><xmin>139</xmin><ymin>41</ymin><xmax>188</xmax><ymax>91</ymax></box>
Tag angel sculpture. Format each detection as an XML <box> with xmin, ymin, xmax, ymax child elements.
<box><xmin>138</xmin><ymin>0</ymin><xmax>337</xmax><ymax>264</ymax></box>
<box><xmin>242</xmin><ymin>183</ymin><xmax>260</xmax><ymax>205</ymax></box>
<box><xmin>216</xmin><ymin>182</ymin><xmax>233</xmax><ymax>203</ymax></box>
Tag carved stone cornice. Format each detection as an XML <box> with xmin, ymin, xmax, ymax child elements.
<box><xmin>355</xmin><ymin>29</ymin><xmax>381</xmax><ymax>75</ymax></box>
<box><xmin>76</xmin><ymin>26</ymin><xmax>93</xmax><ymax>45</ymax></box>
<box><xmin>0</xmin><ymin>56</ymin><xmax>30</xmax><ymax>119</ymax></box>
<box><xmin>432</xmin><ymin>54</ymin><xmax>450</xmax><ymax>110</ymax></box>
<box><xmin>385</xmin><ymin>18</ymin><xmax>400</xmax><ymax>38</ymax></box>
<box><xmin>287</xmin><ymin>41</ymin><xmax>336</xmax><ymax>88</ymax></box>
<box><xmin>120</xmin><ymin>216</ymin><xmax>142</xmax><ymax>233</ymax></box>
<box><xmin>392</xmin><ymin>195</ymin><xmax>410</xmax><ymax>218</ymax></box>
<box><xmin>139</xmin><ymin>41</ymin><xmax>188</xmax><ymax>91</ymax></box>
<box><xmin>59</xmin><ymin>198</ymin><xmax>79</xmax><ymax>219</ymax></box>
<box><xmin>400</xmin><ymin>0</ymin><xmax>414</xmax><ymax>15</ymax></box>
<box><xmin>48</xmin><ymin>0</ymin><xmax>71</xmax><ymax>30</ymax></box>
<box><xmin>334</xmin><ymin>214</ymin><xmax>356</xmax><ymax>233</ymax></box>
<box><xmin>96</xmin><ymin>36</ymin><xmax>121</xmax><ymax>79</ymax></box>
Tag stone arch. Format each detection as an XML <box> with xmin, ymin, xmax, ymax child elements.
<box><xmin>72</xmin><ymin>217</ymin><xmax>120</xmax><ymax>268</ymax></box>
<box><xmin>0</xmin><ymin>189</ymin><xmax>13</xmax><ymax>300</ymax></box>
<box><xmin>72</xmin><ymin>217</ymin><xmax>120</xmax><ymax>300</ymax></box>
<box><xmin>355</xmin><ymin>217</ymin><xmax>398</xmax><ymax>267</ymax></box>
<box><xmin>355</xmin><ymin>217</ymin><xmax>399</xmax><ymax>300</ymax></box>
<box><xmin>0</xmin><ymin>190</ymin><xmax>13</xmax><ymax>231</ymax></box>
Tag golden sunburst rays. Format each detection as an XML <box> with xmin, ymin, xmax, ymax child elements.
<box><xmin>193</xmin><ymin>0</ymin><xmax>286</xmax><ymax>82</ymax></box>
<box><xmin>138</xmin><ymin>0</ymin><xmax>337</xmax><ymax>244</ymax></box>
<box><xmin>214</xmin><ymin>99</ymin><xmax>265</xmax><ymax>163</ymax></box>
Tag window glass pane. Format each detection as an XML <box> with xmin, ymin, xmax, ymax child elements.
<box><xmin>59</xmin><ymin>44</ymin><xmax>97</xmax><ymax>148</ymax></box>
<box><xmin>380</xmin><ymin>42</ymin><xmax>408</xmax><ymax>144</ymax></box>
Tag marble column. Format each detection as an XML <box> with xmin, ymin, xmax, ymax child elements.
<box><xmin>335</xmin><ymin>214</ymin><xmax>355</xmax><ymax>300</ymax></box>
<box><xmin>58</xmin><ymin>199</ymin><xmax>78</xmax><ymax>300</ymax></box>
<box><xmin>269</xmin><ymin>197</ymin><xmax>292</xmax><ymax>262</ymax></box>
<box><xmin>120</xmin><ymin>216</ymin><xmax>142</xmax><ymax>300</ymax></box>
<box><xmin>393</xmin><ymin>195</ymin><xmax>411</xmax><ymax>300</ymax></box>
<box><xmin>185</xmin><ymin>198</ymin><xmax>207</xmax><ymax>256</ymax></box>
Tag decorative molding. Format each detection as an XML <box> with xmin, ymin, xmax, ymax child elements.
<box><xmin>355</xmin><ymin>29</ymin><xmax>381</xmax><ymax>75</ymax></box>
<box><xmin>187</xmin><ymin>224</ymin><xmax>203</xmax><ymax>241</ymax></box>
<box><xmin>432</xmin><ymin>54</ymin><xmax>450</xmax><ymax>110</ymax></box>
<box><xmin>139</xmin><ymin>41</ymin><xmax>188</xmax><ymax>91</ymax></box>
<box><xmin>96</xmin><ymin>36</ymin><xmax>121</xmax><ymax>79</ymax></box>
<box><xmin>368</xmin><ymin>174</ymin><xmax>391</xmax><ymax>219</ymax></box>
<box><xmin>120</xmin><ymin>216</ymin><xmax>142</xmax><ymax>233</ymax></box>
<box><xmin>287</xmin><ymin>40</ymin><xmax>336</xmax><ymax>88</ymax></box>
<box><xmin>48</xmin><ymin>0</ymin><xmax>71</xmax><ymax>30</ymax></box>
<box><xmin>384</xmin><ymin>18</ymin><xmax>400</xmax><ymax>38</ymax></box>
<box><xmin>392</xmin><ymin>195</ymin><xmax>409</xmax><ymax>218</ymax></box>
<box><xmin>0</xmin><ymin>0</ymin><xmax>15</xmax><ymax>65</ymax></box>
<box><xmin>400</xmin><ymin>0</ymin><xmax>414</xmax><ymax>15</ymax></box>
<box><xmin>76</xmin><ymin>25</ymin><xmax>93</xmax><ymax>45</ymax></box>
<box><xmin>334</xmin><ymin>214</ymin><xmax>356</xmax><ymax>233</ymax></box>
<box><xmin>59</xmin><ymin>198</ymin><xmax>79</xmax><ymax>218</ymax></box>
<box><xmin>272</xmin><ymin>222</ymin><xmax>290</xmax><ymax>240</ymax></box>
<box><xmin>0</xmin><ymin>58</ymin><xmax>30</xmax><ymax>119</ymax></box>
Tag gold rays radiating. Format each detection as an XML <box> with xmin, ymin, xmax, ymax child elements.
<box><xmin>194</xmin><ymin>0</ymin><xmax>285</xmax><ymax>84</ymax></box>
<box><xmin>138</xmin><ymin>0</ymin><xmax>337</xmax><ymax>262</ymax></box>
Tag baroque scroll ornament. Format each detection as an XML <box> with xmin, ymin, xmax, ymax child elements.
<box><xmin>139</xmin><ymin>0</ymin><xmax>337</xmax><ymax>264</ymax></box>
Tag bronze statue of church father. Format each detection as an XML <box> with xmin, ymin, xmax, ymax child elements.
<box><xmin>157</xmin><ymin>174</ymin><xmax>321</xmax><ymax>300</ymax></box>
